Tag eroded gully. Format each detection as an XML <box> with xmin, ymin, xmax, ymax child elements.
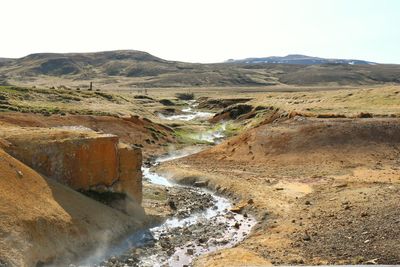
<box><xmin>78</xmin><ymin>102</ymin><xmax>257</xmax><ymax>267</ymax></box>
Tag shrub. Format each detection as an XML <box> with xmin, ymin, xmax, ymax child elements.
<box><xmin>175</xmin><ymin>92</ymin><xmax>194</xmax><ymax>100</ymax></box>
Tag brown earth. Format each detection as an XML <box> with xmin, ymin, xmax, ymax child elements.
<box><xmin>0</xmin><ymin>147</ymin><xmax>143</xmax><ymax>267</ymax></box>
<box><xmin>0</xmin><ymin>113</ymin><xmax>160</xmax><ymax>266</ymax></box>
<box><xmin>0</xmin><ymin>126</ymin><xmax>143</xmax><ymax>206</ymax></box>
<box><xmin>158</xmin><ymin>117</ymin><xmax>400</xmax><ymax>265</ymax></box>
<box><xmin>0</xmin><ymin>112</ymin><xmax>175</xmax><ymax>158</ymax></box>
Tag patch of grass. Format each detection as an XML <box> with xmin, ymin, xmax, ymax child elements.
<box><xmin>0</xmin><ymin>85</ymin><xmax>121</xmax><ymax>116</ymax></box>
<box><xmin>223</xmin><ymin>122</ymin><xmax>242</xmax><ymax>137</ymax></box>
<box><xmin>95</xmin><ymin>91</ymin><xmax>115</xmax><ymax>101</ymax></box>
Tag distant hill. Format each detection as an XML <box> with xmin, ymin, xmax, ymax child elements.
<box><xmin>1</xmin><ymin>50</ymin><xmax>399</xmax><ymax>88</ymax></box>
<box><xmin>0</xmin><ymin>58</ymin><xmax>13</xmax><ymax>63</ymax></box>
<box><xmin>226</xmin><ymin>54</ymin><xmax>375</xmax><ymax>65</ymax></box>
<box><xmin>2</xmin><ymin>50</ymin><xmax>169</xmax><ymax>76</ymax></box>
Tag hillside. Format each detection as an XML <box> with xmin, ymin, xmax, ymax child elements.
<box><xmin>159</xmin><ymin>117</ymin><xmax>400</xmax><ymax>265</ymax></box>
<box><xmin>1</xmin><ymin>50</ymin><xmax>400</xmax><ymax>89</ymax></box>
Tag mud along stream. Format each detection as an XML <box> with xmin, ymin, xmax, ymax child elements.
<box><xmin>76</xmin><ymin>103</ymin><xmax>257</xmax><ymax>267</ymax></box>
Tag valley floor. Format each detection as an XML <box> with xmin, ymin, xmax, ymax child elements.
<box><xmin>0</xmin><ymin>84</ymin><xmax>399</xmax><ymax>266</ymax></box>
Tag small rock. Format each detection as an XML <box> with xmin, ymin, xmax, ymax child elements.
<box><xmin>334</xmin><ymin>183</ymin><xmax>348</xmax><ymax>188</ymax></box>
<box><xmin>303</xmin><ymin>234</ymin><xmax>311</xmax><ymax>241</ymax></box>
<box><xmin>168</xmin><ymin>200</ymin><xmax>177</xmax><ymax>210</ymax></box>
<box><xmin>230</xmin><ymin>206</ymin><xmax>243</xmax><ymax>214</ymax></box>
<box><xmin>305</xmin><ymin>200</ymin><xmax>311</xmax><ymax>205</ymax></box>
<box><xmin>16</xmin><ymin>170</ymin><xmax>23</xmax><ymax>178</ymax></box>
<box><xmin>186</xmin><ymin>248</ymin><xmax>194</xmax><ymax>255</ymax></box>
<box><xmin>198</xmin><ymin>237</ymin><xmax>208</xmax><ymax>243</ymax></box>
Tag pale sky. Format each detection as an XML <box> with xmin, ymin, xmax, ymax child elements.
<box><xmin>1</xmin><ymin>0</ymin><xmax>399</xmax><ymax>63</ymax></box>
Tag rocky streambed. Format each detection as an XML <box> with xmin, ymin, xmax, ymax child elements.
<box><xmin>88</xmin><ymin>154</ymin><xmax>256</xmax><ymax>267</ymax></box>
<box><xmin>77</xmin><ymin>102</ymin><xmax>257</xmax><ymax>267</ymax></box>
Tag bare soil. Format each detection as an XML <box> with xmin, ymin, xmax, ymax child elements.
<box><xmin>158</xmin><ymin>117</ymin><xmax>400</xmax><ymax>265</ymax></box>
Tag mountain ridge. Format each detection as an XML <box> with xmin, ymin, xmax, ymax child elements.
<box><xmin>1</xmin><ymin>50</ymin><xmax>400</xmax><ymax>88</ymax></box>
<box><xmin>226</xmin><ymin>54</ymin><xmax>376</xmax><ymax>65</ymax></box>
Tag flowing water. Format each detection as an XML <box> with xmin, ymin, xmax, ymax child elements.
<box><xmin>158</xmin><ymin>106</ymin><xmax>214</xmax><ymax>122</ymax></box>
<box><xmin>158</xmin><ymin>100</ymin><xmax>214</xmax><ymax>122</ymax></box>
<box><xmin>76</xmin><ymin>102</ymin><xmax>257</xmax><ymax>267</ymax></box>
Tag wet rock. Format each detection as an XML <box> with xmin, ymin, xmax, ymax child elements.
<box><xmin>186</xmin><ymin>248</ymin><xmax>194</xmax><ymax>255</ymax></box>
<box><xmin>168</xmin><ymin>200</ymin><xmax>177</xmax><ymax>210</ymax></box>
<box><xmin>193</xmin><ymin>180</ymin><xmax>208</xmax><ymax>187</ymax></box>
<box><xmin>198</xmin><ymin>237</ymin><xmax>208</xmax><ymax>243</ymax></box>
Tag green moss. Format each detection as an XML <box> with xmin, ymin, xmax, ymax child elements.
<box><xmin>173</xmin><ymin>129</ymin><xmax>212</xmax><ymax>145</ymax></box>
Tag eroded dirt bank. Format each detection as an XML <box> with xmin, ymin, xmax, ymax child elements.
<box><xmin>0</xmin><ymin>112</ymin><xmax>175</xmax><ymax>158</ymax></box>
<box><xmin>158</xmin><ymin>117</ymin><xmax>400</xmax><ymax>265</ymax></box>
<box><xmin>0</xmin><ymin>116</ymin><xmax>149</xmax><ymax>266</ymax></box>
<box><xmin>0</xmin><ymin>148</ymin><xmax>143</xmax><ymax>267</ymax></box>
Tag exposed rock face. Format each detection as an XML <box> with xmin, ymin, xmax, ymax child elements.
<box><xmin>0</xmin><ymin>147</ymin><xmax>142</xmax><ymax>267</ymax></box>
<box><xmin>210</xmin><ymin>104</ymin><xmax>253</xmax><ymax>123</ymax></box>
<box><xmin>115</xmin><ymin>143</ymin><xmax>142</xmax><ymax>203</ymax></box>
<box><xmin>0</xmin><ymin>126</ymin><xmax>143</xmax><ymax>205</ymax></box>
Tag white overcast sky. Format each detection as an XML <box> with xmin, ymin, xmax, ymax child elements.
<box><xmin>1</xmin><ymin>0</ymin><xmax>399</xmax><ymax>63</ymax></box>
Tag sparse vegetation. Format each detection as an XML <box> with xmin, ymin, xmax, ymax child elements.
<box><xmin>1</xmin><ymin>51</ymin><xmax>400</xmax><ymax>90</ymax></box>
<box><xmin>175</xmin><ymin>92</ymin><xmax>194</xmax><ymax>100</ymax></box>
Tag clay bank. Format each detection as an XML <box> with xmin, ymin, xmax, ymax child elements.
<box><xmin>0</xmin><ymin>123</ymin><xmax>145</xmax><ymax>266</ymax></box>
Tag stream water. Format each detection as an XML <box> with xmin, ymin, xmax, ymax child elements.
<box><xmin>77</xmin><ymin>102</ymin><xmax>257</xmax><ymax>267</ymax></box>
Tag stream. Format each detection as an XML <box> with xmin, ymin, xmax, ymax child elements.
<box><xmin>77</xmin><ymin>102</ymin><xmax>257</xmax><ymax>267</ymax></box>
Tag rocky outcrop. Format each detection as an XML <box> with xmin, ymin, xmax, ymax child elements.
<box><xmin>115</xmin><ymin>143</ymin><xmax>142</xmax><ymax>203</ymax></box>
<box><xmin>0</xmin><ymin>147</ymin><xmax>142</xmax><ymax>267</ymax></box>
<box><xmin>210</xmin><ymin>104</ymin><xmax>253</xmax><ymax>123</ymax></box>
<box><xmin>0</xmin><ymin>126</ymin><xmax>143</xmax><ymax>206</ymax></box>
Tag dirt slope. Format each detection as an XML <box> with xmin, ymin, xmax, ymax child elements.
<box><xmin>0</xmin><ymin>147</ymin><xmax>142</xmax><ymax>267</ymax></box>
<box><xmin>205</xmin><ymin>117</ymin><xmax>400</xmax><ymax>174</ymax></box>
<box><xmin>159</xmin><ymin>117</ymin><xmax>400</xmax><ymax>265</ymax></box>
